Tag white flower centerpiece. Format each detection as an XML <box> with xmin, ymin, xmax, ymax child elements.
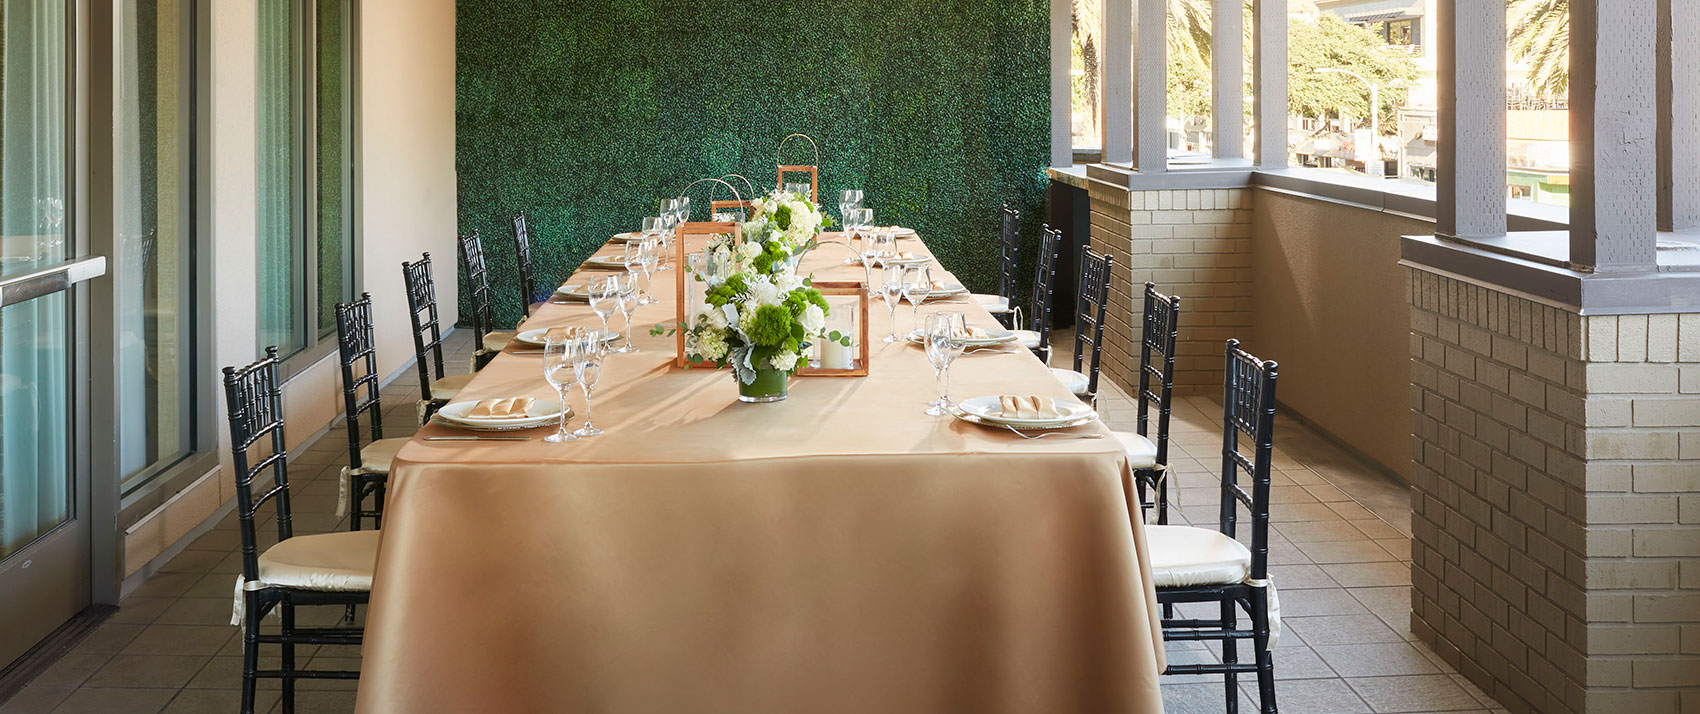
<box><xmin>672</xmin><ymin>189</ymin><xmax>845</xmax><ymax>402</ymax></box>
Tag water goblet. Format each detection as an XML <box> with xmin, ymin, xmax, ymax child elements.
<box><xmin>903</xmin><ymin>265</ymin><xmax>933</xmax><ymax>335</ymax></box>
<box><xmin>572</xmin><ymin>333</ymin><xmax>605</xmax><ymax>437</ymax></box>
<box><xmin>924</xmin><ymin>311</ymin><xmax>967</xmax><ymax>416</ymax></box>
<box><xmin>542</xmin><ymin>337</ymin><xmax>580</xmax><ymax>443</ymax></box>
<box><xmin>637</xmin><ymin>238</ymin><xmax>660</xmax><ymax>305</ymax></box>
<box><xmin>880</xmin><ymin>264</ymin><xmax>906</xmax><ymax>343</ymax></box>
<box><xmin>589</xmin><ymin>275</ymin><xmax>618</xmax><ymax>335</ymax></box>
<box><xmin>612</xmin><ymin>273</ymin><xmax>639</xmax><ymax>353</ymax></box>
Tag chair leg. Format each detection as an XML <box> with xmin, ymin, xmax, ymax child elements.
<box><xmin>281</xmin><ymin>601</ymin><xmax>296</xmax><ymax>714</ymax></box>
<box><xmin>1222</xmin><ymin>599</ymin><xmax>1240</xmax><ymax>714</ymax></box>
<box><xmin>241</xmin><ymin>600</ymin><xmax>260</xmax><ymax>714</ymax></box>
<box><xmin>1251</xmin><ymin>594</ymin><xmax>1279</xmax><ymax>713</ymax></box>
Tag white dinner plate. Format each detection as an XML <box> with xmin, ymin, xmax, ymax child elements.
<box><xmin>928</xmin><ymin>283</ymin><xmax>968</xmax><ymax>298</ymax></box>
<box><xmin>876</xmin><ymin>254</ymin><xmax>932</xmax><ymax>267</ymax></box>
<box><xmin>436</xmin><ymin>399</ymin><xmax>566</xmax><ymax>430</ymax></box>
<box><xmin>611</xmin><ymin>231</ymin><xmax>646</xmax><ymax>243</ymax></box>
<box><xmin>955</xmin><ymin>395</ymin><xmax>1097</xmax><ymax>428</ymax></box>
<box><xmin>582</xmin><ymin>256</ymin><xmax>627</xmax><ymax>269</ymax></box>
<box><xmin>555</xmin><ymin>283</ymin><xmax>592</xmax><ymax>300</ymax></box>
<box><xmin>515</xmin><ymin>328</ymin><xmax>618</xmax><ymax>347</ymax></box>
<box><xmin>906</xmin><ymin>327</ymin><xmax>1016</xmax><ymax>347</ymax></box>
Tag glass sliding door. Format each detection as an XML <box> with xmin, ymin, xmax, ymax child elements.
<box><xmin>113</xmin><ymin>0</ymin><xmax>195</xmax><ymax>490</ymax></box>
<box><xmin>257</xmin><ymin>0</ymin><xmax>303</xmax><ymax>355</ymax></box>
<box><xmin>0</xmin><ymin>0</ymin><xmax>89</xmax><ymax>668</ymax></box>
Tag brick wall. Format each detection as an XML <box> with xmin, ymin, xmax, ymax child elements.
<box><xmin>1085</xmin><ymin>182</ymin><xmax>1253</xmax><ymax>394</ymax></box>
<box><xmin>1406</xmin><ymin>267</ymin><xmax>1700</xmax><ymax>713</ymax></box>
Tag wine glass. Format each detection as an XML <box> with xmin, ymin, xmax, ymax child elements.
<box><xmin>880</xmin><ymin>264</ymin><xmax>906</xmax><ymax>343</ymax></box>
<box><xmin>924</xmin><ymin>311</ymin><xmax>967</xmax><ymax>416</ymax></box>
<box><xmin>589</xmin><ymin>275</ymin><xmax>618</xmax><ymax>335</ymax></box>
<box><xmin>676</xmin><ymin>196</ymin><xmax>692</xmax><ymax>223</ymax></box>
<box><xmin>784</xmin><ymin>182</ymin><xmax>812</xmax><ymax>199</ymax></box>
<box><xmin>838</xmin><ymin>189</ymin><xmax>862</xmax><ymax>233</ymax></box>
<box><xmin>542</xmin><ymin>337</ymin><xmax>580</xmax><ymax>443</ymax></box>
<box><xmin>657</xmin><ymin>213</ymin><xmax>678</xmax><ymax>272</ymax></box>
<box><xmin>572</xmin><ymin>332</ymin><xmax>605</xmax><ymax>437</ymax></box>
<box><xmin>637</xmin><ymin>238</ymin><xmax>660</xmax><ymax>305</ymax></box>
<box><xmin>641</xmin><ymin>216</ymin><xmax>662</xmax><ymax>244</ymax></box>
<box><xmin>621</xmin><ymin>242</ymin><xmax>649</xmax><ymax>306</ymax></box>
<box><xmin>903</xmin><ymin>265</ymin><xmax>933</xmax><ymax>336</ymax></box>
<box><xmin>858</xmin><ymin>231</ymin><xmax>880</xmax><ymax>287</ymax></box>
<box><xmin>612</xmin><ymin>273</ymin><xmax>639</xmax><ymax>353</ymax></box>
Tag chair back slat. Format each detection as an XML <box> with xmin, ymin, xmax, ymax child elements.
<box><xmin>459</xmin><ymin>230</ymin><xmax>497</xmax><ymax>344</ymax></box>
<box><xmin>996</xmin><ymin>204</ymin><xmax>1020</xmax><ymax>301</ymax></box>
<box><xmin>1138</xmin><ymin>283</ymin><xmax>1182</xmax><ymax>462</ymax></box>
<box><xmin>1025</xmin><ymin>224</ymin><xmax>1062</xmax><ymax>353</ymax></box>
<box><xmin>512</xmin><ymin>211</ymin><xmax>536</xmax><ymax>319</ymax></box>
<box><xmin>1217</xmin><ymin>339</ymin><xmax>1278</xmax><ymax>579</ymax></box>
<box><xmin>402</xmin><ymin>253</ymin><xmax>448</xmax><ymax>400</ymax></box>
<box><xmin>1072</xmin><ymin>248</ymin><xmax>1113</xmax><ymax>398</ymax></box>
<box><xmin>335</xmin><ymin>293</ymin><xmax>383</xmax><ymax>470</ymax></box>
<box><xmin>221</xmin><ymin>347</ymin><xmax>294</xmax><ymax>583</ymax></box>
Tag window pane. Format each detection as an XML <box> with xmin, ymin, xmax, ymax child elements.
<box><xmin>1072</xmin><ymin>0</ymin><xmax>1102</xmax><ymax>151</ymax></box>
<box><xmin>314</xmin><ymin>0</ymin><xmax>349</xmax><ymax>337</ymax></box>
<box><xmin>1288</xmin><ymin>4</ymin><xmax>1422</xmax><ymax>178</ymax></box>
<box><xmin>256</xmin><ymin>0</ymin><xmax>301</xmax><ymax>354</ymax></box>
<box><xmin>115</xmin><ymin>0</ymin><xmax>195</xmax><ymax>488</ymax></box>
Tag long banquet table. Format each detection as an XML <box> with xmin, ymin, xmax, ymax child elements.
<box><xmin>354</xmin><ymin>231</ymin><xmax>1167</xmax><ymax>713</ymax></box>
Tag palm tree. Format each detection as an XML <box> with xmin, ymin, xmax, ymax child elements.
<box><xmin>1072</xmin><ymin>0</ymin><xmax>1218</xmax><ymax>137</ymax></box>
<box><xmin>1507</xmin><ymin>0</ymin><xmax>1568</xmax><ymax>98</ymax></box>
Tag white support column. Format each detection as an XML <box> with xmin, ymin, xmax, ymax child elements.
<box><xmin>1102</xmin><ymin>0</ymin><xmax>1133</xmax><ymax>164</ymax></box>
<box><xmin>1212</xmin><ymin>0</ymin><xmax>1245</xmax><ymax>160</ymax></box>
<box><xmin>1571</xmin><ymin>0</ymin><xmax>1659</xmax><ymax>272</ymax></box>
<box><xmin>1658</xmin><ymin>0</ymin><xmax>1699</xmax><ymax>231</ymax></box>
<box><xmin>1052</xmin><ymin>0</ymin><xmax>1074</xmax><ymax>167</ymax></box>
<box><xmin>1434</xmin><ymin>0</ymin><xmax>1506</xmax><ymax>239</ymax></box>
<box><xmin>1130</xmin><ymin>0</ymin><xmax>1167</xmax><ymax>172</ymax></box>
<box><xmin>1252</xmin><ymin>0</ymin><xmax>1287</xmax><ymax>169</ymax></box>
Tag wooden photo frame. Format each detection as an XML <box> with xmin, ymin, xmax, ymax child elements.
<box><xmin>795</xmin><ymin>280</ymin><xmax>870</xmax><ymax>377</ymax></box>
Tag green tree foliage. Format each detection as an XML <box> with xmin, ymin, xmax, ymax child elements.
<box><xmin>1507</xmin><ymin>0</ymin><xmax>1568</xmax><ymax>98</ymax></box>
<box><xmin>1286</xmin><ymin>13</ymin><xmax>1421</xmax><ymax>135</ymax></box>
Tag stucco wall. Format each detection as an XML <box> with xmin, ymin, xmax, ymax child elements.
<box><xmin>1249</xmin><ymin>188</ymin><xmax>1426</xmax><ymax>478</ymax></box>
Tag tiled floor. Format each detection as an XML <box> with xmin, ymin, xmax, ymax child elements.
<box><xmin>0</xmin><ymin>330</ymin><xmax>1506</xmax><ymax>714</ymax></box>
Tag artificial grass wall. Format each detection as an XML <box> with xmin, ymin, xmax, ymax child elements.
<box><xmin>456</xmin><ymin>0</ymin><xmax>1052</xmax><ymax>327</ymax></box>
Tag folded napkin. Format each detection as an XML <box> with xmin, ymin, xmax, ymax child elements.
<box><xmin>544</xmin><ymin>327</ymin><xmax>573</xmax><ymax>343</ymax></box>
<box><xmin>965</xmin><ymin>326</ymin><xmax>989</xmax><ymax>339</ymax></box>
<box><xmin>999</xmin><ymin>395</ymin><xmax>1058</xmax><ymax>420</ymax></box>
<box><xmin>467</xmin><ymin>397</ymin><xmax>535</xmax><ymax>420</ymax></box>
<box><xmin>930</xmin><ymin>280</ymin><xmax>949</xmax><ymax>291</ymax></box>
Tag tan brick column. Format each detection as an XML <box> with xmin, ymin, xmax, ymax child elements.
<box><xmin>1406</xmin><ymin>266</ymin><xmax>1700</xmax><ymax>713</ymax></box>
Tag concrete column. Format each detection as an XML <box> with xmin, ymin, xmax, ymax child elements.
<box><xmin>1434</xmin><ymin>0</ymin><xmax>1506</xmax><ymax>240</ymax></box>
<box><xmin>1212</xmin><ymin>0</ymin><xmax>1245</xmax><ymax>160</ymax></box>
<box><xmin>1658</xmin><ymin>0</ymin><xmax>1700</xmax><ymax>231</ymax></box>
<box><xmin>1051</xmin><ymin>0</ymin><xmax>1073</xmax><ymax>167</ymax></box>
<box><xmin>1570</xmin><ymin>0</ymin><xmax>1659</xmax><ymax>272</ymax></box>
<box><xmin>1102</xmin><ymin>0</ymin><xmax>1133</xmax><ymax>164</ymax></box>
<box><xmin>1130</xmin><ymin>0</ymin><xmax>1167</xmax><ymax>173</ymax></box>
<box><xmin>1251</xmin><ymin>0</ymin><xmax>1286</xmax><ymax>169</ymax></box>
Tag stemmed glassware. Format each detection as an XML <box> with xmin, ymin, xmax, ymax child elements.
<box><xmin>858</xmin><ymin>229</ymin><xmax>881</xmax><ymax>287</ymax></box>
<box><xmin>542</xmin><ymin>337</ymin><xmax>580</xmax><ymax>443</ymax></box>
<box><xmin>880</xmin><ymin>264</ymin><xmax>906</xmax><ymax>343</ymax></box>
<box><xmin>903</xmin><ymin>265</ymin><xmax>933</xmax><ymax>336</ymax></box>
<box><xmin>612</xmin><ymin>272</ymin><xmax>639</xmax><ymax>353</ymax></box>
<box><xmin>572</xmin><ymin>332</ymin><xmax>605</xmax><ymax>437</ymax></box>
<box><xmin>924</xmin><ymin>311</ymin><xmax>967</xmax><ymax>416</ymax></box>
<box><xmin>838</xmin><ymin>190</ymin><xmax>863</xmax><ymax>234</ymax></box>
<box><xmin>637</xmin><ymin>238</ymin><xmax>660</xmax><ymax>304</ymax></box>
<box><xmin>589</xmin><ymin>275</ymin><xmax>618</xmax><ymax>336</ymax></box>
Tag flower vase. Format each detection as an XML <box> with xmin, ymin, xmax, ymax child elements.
<box><xmin>737</xmin><ymin>368</ymin><xmax>789</xmax><ymax>403</ymax></box>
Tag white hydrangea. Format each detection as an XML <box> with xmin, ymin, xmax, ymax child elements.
<box><xmin>774</xmin><ymin>271</ymin><xmax>804</xmax><ymax>294</ymax></box>
<box><xmin>770</xmin><ymin>350</ymin><xmax>799</xmax><ymax>371</ymax></box>
<box><xmin>800</xmin><ymin>303</ymin><xmax>826</xmax><ymax>336</ymax></box>
<box><xmin>697</xmin><ymin>331</ymin><xmax>729</xmax><ymax>361</ymax></box>
<box><xmin>787</xmin><ymin>201</ymin><xmax>818</xmax><ymax>232</ymax></box>
<box><xmin>737</xmin><ymin>241</ymin><xmax>763</xmax><ymax>262</ymax></box>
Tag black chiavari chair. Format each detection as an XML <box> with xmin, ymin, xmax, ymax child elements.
<box><xmin>459</xmin><ymin>230</ymin><xmax>515</xmax><ymax>370</ymax></box>
<box><xmin>334</xmin><ymin>293</ymin><xmax>407</xmax><ymax>531</ymax></box>
<box><xmin>512</xmin><ymin>211</ymin><xmax>541</xmax><ymax>319</ymax></box>
<box><xmin>1010</xmin><ymin>223</ymin><xmax>1062</xmax><ymax>363</ymax></box>
<box><xmin>223</xmin><ymin>347</ymin><xmax>374</xmax><ymax>714</ymax></box>
<box><xmin>1112</xmin><ymin>283</ymin><xmax>1182</xmax><ymax>524</ymax></box>
<box><xmin>1049</xmin><ymin>248</ymin><xmax>1112</xmax><ymax>406</ymax></box>
<box><xmin>970</xmin><ymin>203</ymin><xmax>1020</xmax><ymax>324</ymax></box>
<box><xmin>403</xmin><ymin>253</ymin><xmax>471</xmax><ymax>422</ymax></box>
<box><xmin>1147</xmin><ymin>340</ymin><xmax>1280</xmax><ymax>714</ymax></box>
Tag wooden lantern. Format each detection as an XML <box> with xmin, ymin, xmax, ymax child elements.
<box><xmin>673</xmin><ymin>220</ymin><xmax>740</xmax><ymax>368</ymax></box>
<box><xmin>708</xmin><ymin>199</ymin><xmax>755</xmax><ymax>221</ymax></box>
<box><xmin>776</xmin><ymin>165</ymin><xmax>819</xmax><ymax>204</ymax></box>
<box><xmin>795</xmin><ymin>280</ymin><xmax>870</xmax><ymax>377</ymax></box>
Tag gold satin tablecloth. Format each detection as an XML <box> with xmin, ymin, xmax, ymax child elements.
<box><xmin>355</xmin><ymin>233</ymin><xmax>1167</xmax><ymax>714</ymax></box>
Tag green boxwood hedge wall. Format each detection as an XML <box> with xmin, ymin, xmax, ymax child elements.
<box><xmin>456</xmin><ymin>0</ymin><xmax>1052</xmax><ymax>327</ymax></box>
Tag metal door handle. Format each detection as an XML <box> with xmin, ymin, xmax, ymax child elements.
<box><xmin>0</xmin><ymin>257</ymin><xmax>106</xmax><ymax>307</ymax></box>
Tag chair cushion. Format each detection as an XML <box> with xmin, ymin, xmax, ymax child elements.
<box><xmin>430</xmin><ymin>372</ymin><xmax>475</xmax><ymax>401</ymax></box>
<box><xmin>1049</xmin><ymin>368</ymin><xmax>1091</xmax><ymax>395</ymax></box>
<box><xmin>1146</xmin><ymin>525</ymin><xmax>1252</xmax><ymax>588</ymax></box>
<box><xmin>1013</xmin><ymin>329</ymin><xmax>1041</xmax><ymax>349</ymax></box>
<box><xmin>971</xmin><ymin>294</ymin><xmax>1011</xmax><ymax>314</ymax></box>
<box><xmin>357</xmin><ymin>437</ymin><xmax>409</xmax><ymax>474</ymax></box>
<box><xmin>482</xmin><ymin>331</ymin><xmax>516</xmax><ymax>352</ymax></box>
<box><xmin>256</xmin><ymin>530</ymin><xmax>380</xmax><ymax>592</ymax></box>
<box><xmin>1110</xmin><ymin>431</ymin><xmax>1158</xmax><ymax>470</ymax></box>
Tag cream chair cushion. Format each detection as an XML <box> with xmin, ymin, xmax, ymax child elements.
<box><xmin>1013</xmin><ymin>329</ymin><xmax>1042</xmax><ymax>350</ymax></box>
<box><xmin>482</xmin><ymin>331</ymin><xmax>516</xmax><ymax>352</ymax></box>
<box><xmin>357</xmin><ymin>437</ymin><xmax>409</xmax><ymax>474</ymax></box>
<box><xmin>1146</xmin><ymin>525</ymin><xmax>1252</xmax><ymax>588</ymax></box>
<box><xmin>256</xmin><ymin>530</ymin><xmax>380</xmax><ymax>592</ymax></box>
<box><xmin>972</xmin><ymin>294</ymin><xmax>1011</xmax><ymax>314</ymax></box>
<box><xmin>429</xmin><ymin>372</ymin><xmax>476</xmax><ymax>401</ymax></box>
<box><xmin>1049</xmin><ymin>368</ymin><xmax>1091</xmax><ymax>396</ymax></box>
<box><xmin>1111</xmin><ymin>431</ymin><xmax>1158</xmax><ymax>470</ymax></box>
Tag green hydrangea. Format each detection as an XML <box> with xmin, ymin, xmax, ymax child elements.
<box><xmin>746</xmin><ymin>304</ymin><xmax>793</xmax><ymax>347</ymax></box>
